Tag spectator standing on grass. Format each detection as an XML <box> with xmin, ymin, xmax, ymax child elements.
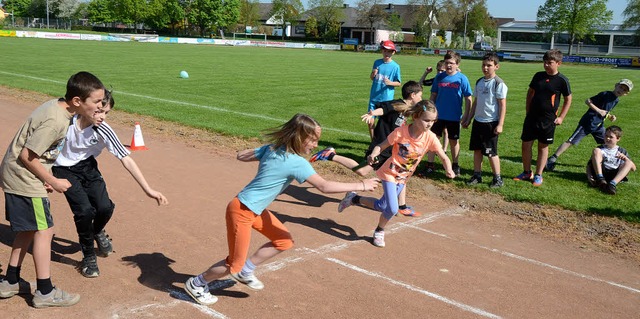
<box><xmin>367</xmin><ymin>40</ymin><xmax>402</xmax><ymax>140</ymax></box>
<box><xmin>546</xmin><ymin>79</ymin><xmax>632</xmax><ymax>171</ymax></box>
<box><xmin>514</xmin><ymin>49</ymin><xmax>572</xmax><ymax>187</ymax></box>
<box><xmin>183</xmin><ymin>114</ymin><xmax>378</xmax><ymax>306</ymax></box>
<box><xmin>421</xmin><ymin>50</ymin><xmax>472</xmax><ymax>177</ymax></box>
<box><xmin>0</xmin><ymin>72</ymin><xmax>105</xmax><ymax>308</ymax></box>
<box><xmin>586</xmin><ymin>125</ymin><xmax>636</xmax><ymax>195</ymax></box>
<box><xmin>52</xmin><ymin>90</ymin><xmax>168</xmax><ymax>279</ymax></box>
<box><xmin>310</xmin><ymin>81</ymin><xmax>424</xmax><ymax>216</ymax></box>
<box><xmin>462</xmin><ymin>52</ymin><xmax>508</xmax><ymax>188</ymax></box>
<box><xmin>337</xmin><ymin>101</ymin><xmax>455</xmax><ymax>248</ymax></box>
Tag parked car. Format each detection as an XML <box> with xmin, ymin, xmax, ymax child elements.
<box><xmin>473</xmin><ymin>42</ymin><xmax>493</xmax><ymax>51</ymax></box>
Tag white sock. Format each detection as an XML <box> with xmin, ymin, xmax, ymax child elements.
<box><xmin>240</xmin><ymin>259</ymin><xmax>256</xmax><ymax>277</ymax></box>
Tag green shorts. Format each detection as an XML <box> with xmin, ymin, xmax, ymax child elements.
<box><xmin>4</xmin><ymin>193</ymin><xmax>54</xmax><ymax>231</ymax></box>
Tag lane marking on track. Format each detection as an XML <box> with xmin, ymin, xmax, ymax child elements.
<box><xmin>111</xmin><ymin>299</ymin><xmax>228</xmax><ymax>319</ymax></box>
<box><xmin>406</xmin><ymin>225</ymin><xmax>640</xmax><ymax>294</ymax></box>
<box><xmin>326</xmin><ymin>257</ymin><xmax>503</xmax><ymax>319</ymax></box>
<box><xmin>256</xmin><ymin>207</ymin><xmax>466</xmax><ymax>274</ymax></box>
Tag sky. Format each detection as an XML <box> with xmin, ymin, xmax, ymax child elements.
<box><xmin>484</xmin><ymin>0</ymin><xmax>627</xmax><ymax>24</ymax></box>
<box><xmin>336</xmin><ymin>0</ymin><xmax>629</xmax><ymax>25</ymax></box>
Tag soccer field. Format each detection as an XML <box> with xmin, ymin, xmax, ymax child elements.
<box><xmin>0</xmin><ymin>37</ymin><xmax>638</xmax><ymax>220</ymax></box>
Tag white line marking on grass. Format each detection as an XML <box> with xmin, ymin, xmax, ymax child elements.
<box><xmin>326</xmin><ymin>258</ymin><xmax>502</xmax><ymax>319</ymax></box>
<box><xmin>408</xmin><ymin>226</ymin><xmax>640</xmax><ymax>294</ymax></box>
<box><xmin>0</xmin><ymin>71</ymin><xmax>368</xmax><ymax>138</ymax></box>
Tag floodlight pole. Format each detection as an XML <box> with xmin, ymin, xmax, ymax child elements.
<box><xmin>46</xmin><ymin>0</ymin><xmax>50</xmax><ymax>29</ymax></box>
<box><xmin>463</xmin><ymin>8</ymin><xmax>469</xmax><ymax>49</ymax></box>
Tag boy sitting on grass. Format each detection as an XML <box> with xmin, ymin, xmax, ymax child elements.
<box><xmin>586</xmin><ymin>125</ymin><xmax>636</xmax><ymax>195</ymax></box>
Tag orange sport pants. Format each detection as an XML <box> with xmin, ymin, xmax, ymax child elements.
<box><xmin>225</xmin><ymin>197</ymin><xmax>294</xmax><ymax>273</ymax></box>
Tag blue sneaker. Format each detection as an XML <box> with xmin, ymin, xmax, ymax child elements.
<box><xmin>310</xmin><ymin>147</ymin><xmax>335</xmax><ymax>163</ymax></box>
<box><xmin>532</xmin><ymin>174</ymin><xmax>543</xmax><ymax>187</ymax></box>
<box><xmin>513</xmin><ymin>171</ymin><xmax>532</xmax><ymax>181</ymax></box>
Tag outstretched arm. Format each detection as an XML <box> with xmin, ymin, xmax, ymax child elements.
<box><xmin>120</xmin><ymin>156</ymin><xmax>169</xmax><ymax>205</ymax></box>
<box><xmin>305</xmin><ymin>174</ymin><xmax>378</xmax><ymax>193</ymax></box>
<box><xmin>237</xmin><ymin>148</ymin><xmax>259</xmax><ymax>162</ymax></box>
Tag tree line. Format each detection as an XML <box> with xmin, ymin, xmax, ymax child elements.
<box><xmin>2</xmin><ymin>0</ymin><xmax>639</xmax><ymax>47</ymax></box>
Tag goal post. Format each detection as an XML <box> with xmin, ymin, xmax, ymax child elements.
<box><xmin>232</xmin><ymin>33</ymin><xmax>267</xmax><ymax>47</ymax></box>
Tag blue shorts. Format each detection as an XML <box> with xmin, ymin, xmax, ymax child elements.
<box><xmin>567</xmin><ymin>125</ymin><xmax>605</xmax><ymax>145</ymax></box>
<box><xmin>4</xmin><ymin>193</ymin><xmax>54</xmax><ymax>232</ymax></box>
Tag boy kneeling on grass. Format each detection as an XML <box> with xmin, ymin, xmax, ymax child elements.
<box><xmin>586</xmin><ymin>125</ymin><xmax>636</xmax><ymax>195</ymax></box>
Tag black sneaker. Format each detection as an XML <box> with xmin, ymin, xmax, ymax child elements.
<box><xmin>466</xmin><ymin>175</ymin><xmax>482</xmax><ymax>186</ymax></box>
<box><xmin>80</xmin><ymin>255</ymin><xmax>99</xmax><ymax>278</ymax></box>
<box><xmin>490</xmin><ymin>177</ymin><xmax>504</xmax><ymax>188</ymax></box>
<box><xmin>418</xmin><ymin>162</ymin><xmax>435</xmax><ymax>177</ymax></box>
<box><xmin>94</xmin><ymin>230</ymin><xmax>113</xmax><ymax>257</ymax></box>
<box><xmin>545</xmin><ymin>157</ymin><xmax>557</xmax><ymax>171</ymax></box>
<box><xmin>603</xmin><ymin>183</ymin><xmax>617</xmax><ymax>195</ymax></box>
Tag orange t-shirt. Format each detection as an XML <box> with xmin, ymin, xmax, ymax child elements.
<box><xmin>376</xmin><ymin>125</ymin><xmax>442</xmax><ymax>184</ymax></box>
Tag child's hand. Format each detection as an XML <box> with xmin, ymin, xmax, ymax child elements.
<box><xmin>554</xmin><ymin>117</ymin><xmax>564</xmax><ymax>125</ymax></box>
<box><xmin>607</xmin><ymin>113</ymin><xmax>616</xmax><ymax>122</ymax></box>
<box><xmin>362</xmin><ymin>178</ymin><xmax>380</xmax><ymax>191</ymax></box>
<box><xmin>361</xmin><ymin>113</ymin><xmax>375</xmax><ymax>125</ymax></box>
<box><xmin>616</xmin><ymin>152</ymin><xmax>629</xmax><ymax>161</ymax></box>
<box><xmin>494</xmin><ymin>124</ymin><xmax>503</xmax><ymax>135</ymax></box>
<box><xmin>50</xmin><ymin>178</ymin><xmax>71</xmax><ymax>193</ymax></box>
<box><xmin>444</xmin><ymin>169</ymin><xmax>456</xmax><ymax>179</ymax></box>
<box><xmin>148</xmin><ymin>190</ymin><xmax>169</xmax><ymax>205</ymax></box>
<box><xmin>425</xmin><ymin>67</ymin><xmax>433</xmax><ymax>73</ymax></box>
<box><xmin>367</xmin><ymin>155</ymin><xmax>379</xmax><ymax>165</ymax></box>
<box><xmin>383</xmin><ymin>77</ymin><xmax>392</xmax><ymax>86</ymax></box>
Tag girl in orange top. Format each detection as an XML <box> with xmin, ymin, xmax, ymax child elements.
<box><xmin>337</xmin><ymin>100</ymin><xmax>455</xmax><ymax>247</ymax></box>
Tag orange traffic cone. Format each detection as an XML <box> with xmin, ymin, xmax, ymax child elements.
<box><xmin>129</xmin><ymin>122</ymin><xmax>149</xmax><ymax>151</ymax></box>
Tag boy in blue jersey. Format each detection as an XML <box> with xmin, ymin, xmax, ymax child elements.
<box><xmin>422</xmin><ymin>51</ymin><xmax>473</xmax><ymax>176</ymax></box>
<box><xmin>368</xmin><ymin>40</ymin><xmax>401</xmax><ymax>140</ymax></box>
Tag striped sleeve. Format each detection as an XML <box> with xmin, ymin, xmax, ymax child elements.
<box><xmin>95</xmin><ymin>122</ymin><xmax>131</xmax><ymax>159</ymax></box>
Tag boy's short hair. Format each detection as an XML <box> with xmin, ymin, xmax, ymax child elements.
<box><xmin>482</xmin><ymin>52</ymin><xmax>500</xmax><ymax>65</ymax></box>
<box><xmin>65</xmin><ymin>71</ymin><xmax>104</xmax><ymax>102</ymax></box>
<box><xmin>103</xmin><ymin>90</ymin><xmax>115</xmax><ymax>108</ymax></box>
<box><xmin>543</xmin><ymin>49</ymin><xmax>563</xmax><ymax>62</ymax></box>
<box><xmin>401</xmin><ymin>80</ymin><xmax>422</xmax><ymax>99</ymax></box>
<box><xmin>444</xmin><ymin>50</ymin><xmax>461</xmax><ymax>64</ymax></box>
<box><xmin>436</xmin><ymin>60</ymin><xmax>445</xmax><ymax>70</ymax></box>
<box><xmin>606</xmin><ymin>125</ymin><xmax>623</xmax><ymax>138</ymax></box>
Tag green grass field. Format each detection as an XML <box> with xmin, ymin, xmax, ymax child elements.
<box><xmin>0</xmin><ymin>37</ymin><xmax>638</xmax><ymax>221</ymax></box>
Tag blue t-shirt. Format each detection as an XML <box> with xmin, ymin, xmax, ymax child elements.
<box><xmin>237</xmin><ymin>144</ymin><xmax>316</xmax><ymax>215</ymax></box>
<box><xmin>369</xmin><ymin>59</ymin><xmax>401</xmax><ymax>108</ymax></box>
<box><xmin>578</xmin><ymin>91</ymin><xmax>619</xmax><ymax>133</ymax></box>
<box><xmin>431</xmin><ymin>72</ymin><xmax>473</xmax><ymax>121</ymax></box>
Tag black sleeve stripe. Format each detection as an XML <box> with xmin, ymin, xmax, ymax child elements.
<box><xmin>95</xmin><ymin>122</ymin><xmax>129</xmax><ymax>157</ymax></box>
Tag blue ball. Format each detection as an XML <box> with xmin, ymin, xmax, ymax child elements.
<box><xmin>180</xmin><ymin>70</ymin><xmax>189</xmax><ymax>79</ymax></box>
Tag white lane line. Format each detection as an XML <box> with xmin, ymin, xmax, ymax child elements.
<box><xmin>255</xmin><ymin>207</ymin><xmax>466</xmax><ymax>275</ymax></box>
<box><xmin>406</xmin><ymin>226</ymin><xmax>640</xmax><ymax>294</ymax></box>
<box><xmin>168</xmin><ymin>289</ymin><xmax>230</xmax><ymax>318</ymax></box>
<box><xmin>326</xmin><ymin>257</ymin><xmax>503</xmax><ymax>319</ymax></box>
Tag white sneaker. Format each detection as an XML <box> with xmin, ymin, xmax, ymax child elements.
<box><xmin>229</xmin><ymin>272</ymin><xmax>264</xmax><ymax>291</ymax></box>
<box><xmin>184</xmin><ymin>277</ymin><xmax>218</xmax><ymax>305</ymax></box>
<box><xmin>337</xmin><ymin>192</ymin><xmax>357</xmax><ymax>213</ymax></box>
<box><xmin>373</xmin><ymin>230</ymin><xmax>385</xmax><ymax>248</ymax></box>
